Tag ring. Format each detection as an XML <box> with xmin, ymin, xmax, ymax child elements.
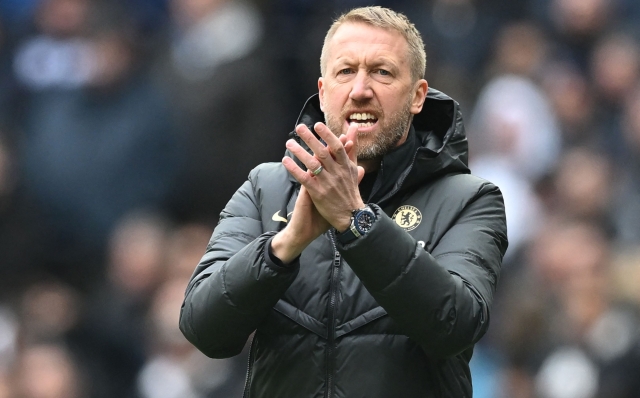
<box><xmin>311</xmin><ymin>165</ymin><xmax>323</xmax><ymax>176</ymax></box>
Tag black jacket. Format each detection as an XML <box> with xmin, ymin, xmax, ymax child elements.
<box><xmin>179</xmin><ymin>89</ymin><xmax>508</xmax><ymax>397</ymax></box>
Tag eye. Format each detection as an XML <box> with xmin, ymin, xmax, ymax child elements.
<box><xmin>375</xmin><ymin>69</ymin><xmax>391</xmax><ymax>76</ymax></box>
<box><xmin>338</xmin><ymin>68</ymin><xmax>354</xmax><ymax>75</ymax></box>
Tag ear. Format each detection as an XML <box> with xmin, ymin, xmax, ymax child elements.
<box><xmin>318</xmin><ymin>77</ymin><xmax>325</xmax><ymax>112</ymax></box>
<box><xmin>410</xmin><ymin>79</ymin><xmax>428</xmax><ymax>115</ymax></box>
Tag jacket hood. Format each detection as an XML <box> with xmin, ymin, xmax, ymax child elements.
<box><xmin>289</xmin><ymin>88</ymin><xmax>470</xmax><ymax>206</ymax></box>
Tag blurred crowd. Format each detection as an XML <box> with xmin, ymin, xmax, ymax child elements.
<box><xmin>0</xmin><ymin>0</ymin><xmax>639</xmax><ymax>397</ymax></box>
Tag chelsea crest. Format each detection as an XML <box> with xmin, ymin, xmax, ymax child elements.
<box><xmin>392</xmin><ymin>205</ymin><xmax>422</xmax><ymax>231</ymax></box>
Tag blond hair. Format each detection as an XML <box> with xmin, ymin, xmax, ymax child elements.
<box><xmin>320</xmin><ymin>6</ymin><xmax>427</xmax><ymax>81</ymax></box>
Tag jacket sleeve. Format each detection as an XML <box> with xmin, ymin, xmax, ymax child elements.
<box><xmin>338</xmin><ymin>181</ymin><xmax>508</xmax><ymax>359</ymax></box>
<box><xmin>179</xmin><ymin>175</ymin><xmax>299</xmax><ymax>359</ymax></box>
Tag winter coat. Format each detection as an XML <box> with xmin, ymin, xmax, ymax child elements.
<box><xmin>179</xmin><ymin>88</ymin><xmax>508</xmax><ymax>398</ymax></box>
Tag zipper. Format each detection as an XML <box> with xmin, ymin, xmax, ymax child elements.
<box><xmin>376</xmin><ymin>149</ymin><xmax>421</xmax><ymax>206</ymax></box>
<box><xmin>242</xmin><ymin>336</ymin><xmax>257</xmax><ymax>398</ymax></box>
<box><xmin>325</xmin><ymin>232</ymin><xmax>341</xmax><ymax>398</ymax></box>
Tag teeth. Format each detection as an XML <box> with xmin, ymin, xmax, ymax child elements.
<box><xmin>349</xmin><ymin>112</ymin><xmax>376</xmax><ymax>121</ymax></box>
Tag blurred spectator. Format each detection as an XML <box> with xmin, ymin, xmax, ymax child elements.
<box><xmin>591</xmin><ymin>32</ymin><xmax>640</xmax><ymax>108</ymax></box>
<box><xmin>105</xmin><ymin>211</ymin><xmax>170</xmax><ymax>300</ymax></box>
<box><xmin>533</xmin><ymin>225</ymin><xmax>640</xmax><ymax>398</ymax></box>
<box><xmin>14</xmin><ymin>280</ymin><xmax>97</xmax><ymax>396</ymax></box>
<box><xmin>16</xmin><ymin>1</ymin><xmax>182</xmax><ymax>289</ymax></box>
<box><xmin>408</xmin><ymin>0</ymin><xmax>528</xmax><ymax>106</ymax></box>
<box><xmin>469</xmin><ymin>75</ymin><xmax>561</xmax><ymax>181</ymax></box>
<box><xmin>469</xmin><ymin>75</ymin><xmax>560</xmax><ymax>254</ymax></box>
<box><xmin>152</xmin><ymin>0</ymin><xmax>289</xmax><ymax>225</ymax></box>
<box><xmin>12</xmin><ymin>343</ymin><xmax>86</xmax><ymax>398</ymax></box>
<box><xmin>138</xmin><ymin>278</ymin><xmax>248</xmax><ymax>397</ymax></box>
<box><xmin>74</xmin><ymin>211</ymin><xmax>171</xmax><ymax>398</ymax></box>
<box><xmin>487</xmin><ymin>21</ymin><xmax>549</xmax><ymax>79</ymax></box>
<box><xmin>550</xmin><ymin>0</ymin><xmax>614</xmax><ymax>38</ymax></box>
<box><xmin>549</xmin><ymin>148</ymin><xmax>614</xmax><ymax>231</ymax></box>
<box><xmin>19</xmin><ymin>280</ymin><xmax>81</xmax><ymax>344</ymax></box>
<box><xmin>590</xmin><ymin>32</ymin><xmax>640</xmax><ymax>159</ymax></box>
<box><xmin>470</xmin><ymin>156</ymin><xmax>544</xmax><ymax>260</ymax></box>
<box><xmin>12</xmin><ymin>0</ymin><xmax>94</xmax><ymax>90</ymax></box>
<box><xmin>540</xmin><ymin>0</ymin><xmax>619</xmax><ymax>69</ymax></box>
<box><xmin>163</xmin><ymin>222</ymin><xmax>213</xmax><ymax>283</ymax></box>
<box><xmin>540</xmin><ymin>60</ymin><xmax>600</xmax><ymax>150</ymax></box>
<box><xmin>497</xmin><ymin>220</ymin><xmax>640</xmax><ymax>398</ymax></box>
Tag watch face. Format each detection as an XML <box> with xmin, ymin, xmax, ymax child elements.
<box><xmin>355</xmin><ymin>211</ymin><xmax>375</xmax><ymax>234</ymax></box>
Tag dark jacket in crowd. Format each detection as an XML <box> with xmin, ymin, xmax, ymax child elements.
<box><xmin>179</xmin><ymin>89</ymin><xmax>508</xmax><ymax>398</ymax></box>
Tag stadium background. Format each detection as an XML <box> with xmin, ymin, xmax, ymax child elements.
<box><xmin>0</xmin><ymin>0</ymin><xmax>639</xmax><ymax>396</ymax></box>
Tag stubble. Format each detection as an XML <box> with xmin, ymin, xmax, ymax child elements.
<box><xmin>324</xmin><ymin>96</ymin><xmax>414</xmax><ymax>161</ymax></box>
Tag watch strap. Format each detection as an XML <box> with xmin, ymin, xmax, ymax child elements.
<box><xmin>336</xmin><ymin>223</ymin><xmax>360</xmax><ymax>245</ymax></box>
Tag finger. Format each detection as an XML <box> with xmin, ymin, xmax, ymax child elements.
<box><xmin>343</xmin><ymin>140</ymin><xmax>354</xmax><ymax>156</ymax></box>
<box><xmin>285</xmin><ymin>139</ymin><xmax>323</xmax><ymax>174</ymax></box>
<box><xmin>313</xmin><ymin>122</ymin><xmax>350</xmax><ymax>165</ymax></box>
<box><xmin>345</xmin><ymin>123</ymin><xmax>359</xmax><ymax>164</ymax></box>
<box><xmin>295</xmin><ymin>124</ymin><xmax>333</xmax><ymax>165</ymax></box>
<box><xmin>282</xmin><ymin>155</ymin><xmax>320</xmax><ymax>188</ymax></box>
<box><xmin>341</xmin><ymin>134</ymin><xmax>357</xmax><ymax>160</ymax></box>
<box><xmin>357</xmin><ymin>165</ymin><xmax>365</xmax><ymax>184</ymax></box>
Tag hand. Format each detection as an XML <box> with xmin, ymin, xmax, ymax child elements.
<box><xmin>270</xmin><ymin>185</ymin><xmax>330</xmax><ymax>263</ymax></box>
<box><xmin>271</xmin><ymin>125</ymin><xmax>360</xmax><ymax>263</ymax></box>
<box><xmin>282</xmin><ymin>122</ymin><xmax>365</xmax><ymax>232</ymax></box>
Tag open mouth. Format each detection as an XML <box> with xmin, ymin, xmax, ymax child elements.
<box><xmin>346</xmin><ymin>112</ymin><xmax>378</xmax><ymax>127</ymax></box>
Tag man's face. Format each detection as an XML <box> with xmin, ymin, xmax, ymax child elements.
<box><xmin>319</xmin><ymin>22</ymin><xmax>427</xmax><ymax>160</ymax></box>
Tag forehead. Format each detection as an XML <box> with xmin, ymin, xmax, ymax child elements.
<box><xmin>325</xmin><ymin>22</ymin><xmax>409</xmax><ymax>65</ymax></box>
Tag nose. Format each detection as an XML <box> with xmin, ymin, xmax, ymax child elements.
<box><xmin>349</xmin><ymin>70</ymin><xmax>373</xmax><ymax>101</ymax></box>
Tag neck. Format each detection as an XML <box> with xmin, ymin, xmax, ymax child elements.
<box><xmin>359</xmin><ymin>158</ymin><xmax>381</xmax><ymax>173</ymax></box>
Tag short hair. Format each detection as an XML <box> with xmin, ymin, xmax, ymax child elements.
<box><xmin>320</xmin><ymin>6</ymin><xmax>427</xmax><ymax>82</ymax></box>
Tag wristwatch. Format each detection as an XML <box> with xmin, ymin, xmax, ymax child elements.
<box><xmin>336</xmin><ymin>206</ymin><xmax>377</xmax><ymax>245</ymax></box>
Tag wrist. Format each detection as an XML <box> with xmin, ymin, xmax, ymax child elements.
<box><xmin>334</xmin><ymin>201</ymin><xmax>366</xmax><ymax>232</ymax></box>
<box><xmin>334</xmin><ymin>215</ymin><xmax>352</xmax><ymax>233</ymax></box>
<box><xmin>270</xmin><ymin>227</ymin><xmax>309</xmax><ymax>264</ymax></box>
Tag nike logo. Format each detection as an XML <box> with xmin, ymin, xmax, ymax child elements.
<box><xmin>272</xmin><ymin>211</ymin><xmax>292</xmax><ymax>223</ymax></box>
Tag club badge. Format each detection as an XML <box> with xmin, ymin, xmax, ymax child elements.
<box><xmin>392</xmin><ymin>205</ymin><xmax>422</xmax><ymax>231</ymax></box>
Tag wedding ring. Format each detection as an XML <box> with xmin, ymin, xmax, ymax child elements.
<box><xmin>311</xmin><ymin>165</ymin><xmax>324</xmax><ymax>176</ymax></box>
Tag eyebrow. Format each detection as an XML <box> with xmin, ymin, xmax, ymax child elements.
<box><xmin>332</xmin><ymin>57</ymin><xmax>400</xmax><ymax>72</ymax></box>
<box><xmin>370</xmin><ymin>59</ymin><xmax>399</xmax><ymax>70</ymax></box>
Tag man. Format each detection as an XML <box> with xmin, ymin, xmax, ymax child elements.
<box><xmin>179</xmin><ymin>6</ymin><xmax>508</xmax><ymax>397</ymax></box>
